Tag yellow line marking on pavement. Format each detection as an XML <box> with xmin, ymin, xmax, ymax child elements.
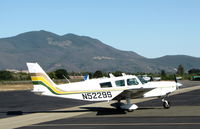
<box><xmin>0</xmin><ymin>85</ymin><xmax>200</xmax><ymax>129</ymax></box>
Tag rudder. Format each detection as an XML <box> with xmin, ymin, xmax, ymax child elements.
<box><xmin>27</xmin><ymin>63</ymin><xmax>57</xmax><ymax>94</ymax></box>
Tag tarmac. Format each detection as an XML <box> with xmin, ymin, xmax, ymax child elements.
<box><xmin>0</xmin><ymin>80</ymin><xmax>200</xmax><ymax>129</ymax></box>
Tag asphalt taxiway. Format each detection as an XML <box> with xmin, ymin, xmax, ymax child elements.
<box><xmin>0</xmin><ymin>90</ymin><xmax>93</xmax><ymax>119</ymax></box>
<box><xmin>0</xmin><ymin>81</ymin><xmax>200</xmax><ymax>129</ymax></box>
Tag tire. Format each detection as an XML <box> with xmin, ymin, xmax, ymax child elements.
<box><xmin>127</xmin><ymin>109</ymin><xmax>134</xmax><ymax>112</ymax></box>
<box><xmin>163</xmin><ymin>101</ymin><xmax>170</xmax><ymax>109</ymax></box>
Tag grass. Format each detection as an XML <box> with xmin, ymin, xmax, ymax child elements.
<box><xmin>0</xmin><ymin>84</ymin><xmax>33</xmax><ymax>92</ymax></box>
<box><xmin>0</xmin><ymin>78</ymin><xmax>83</xmax><ymax>92</ymax></box>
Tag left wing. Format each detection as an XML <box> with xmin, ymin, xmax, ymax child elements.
<box><xmin>113</xmin><ymin>88</ymin><xmax>154</xmax><ymax>100</ymax></box>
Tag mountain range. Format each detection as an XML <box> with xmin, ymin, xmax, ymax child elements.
<box><xmin>0</xmin><ymin>30</ymin><xmax>200</xmax><ymax>73</ymax></box>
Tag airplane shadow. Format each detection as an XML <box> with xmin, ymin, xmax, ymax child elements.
<box><xmin>80</xmin><ymin>107</ymin><xmax>126</xmax><ymax>115</ymax></box>
<box><xmin>2</xmin><ymin>107</ymin><xmax>126</xmax><ymax>116</ymax></box>
<box><xmin>137</xmin><ymin>107</ymin><xmax>163</xmax><ymax>110</ymax></box>
<box><xmin>3</xmin><ymin>109</ymin><xmax>90</xmax><ymax>116</ymax></box>
<box><xmin>1</xmin><ymin>106</ymin><xmax>163</xmax><ymax>116</ymax></box>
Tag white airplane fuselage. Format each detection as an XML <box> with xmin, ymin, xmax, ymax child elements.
<box><xmin>33</xmin><ymin>74</ymin><xmax>177</xmax><ymax>101</ymax></box>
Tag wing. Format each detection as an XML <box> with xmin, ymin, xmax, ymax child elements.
<box><xmin>113</xmin><ymin>88</ymin><xmax>154</xmax><ymax>100</ymax></box>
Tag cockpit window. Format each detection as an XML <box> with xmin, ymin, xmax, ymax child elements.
<box><xmin>137</xmin><ymin>76</ymin><xmax>148</xmax><ymax>84</ymax></box>
<box><xmin>127</xmin><ymin>78</ymin><xmax>139</xmax><ymax>86</ymax></box>
<box><xmin>100</xmin><ymin>82</ymin><xmax>112</xmax><ymax>88</ymax></box>
<box><xmin>115</xmin><ymin>80</ymin><xmax>125</xmax><ymax>87</ymax></box>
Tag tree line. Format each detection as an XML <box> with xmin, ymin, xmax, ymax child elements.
<box><xmin>0</xmin><ymin>64</ymin><xmax>200</xmax><ymax>81</ymax></box>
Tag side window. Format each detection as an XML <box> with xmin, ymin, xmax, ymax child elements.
<box><xmin>100</xmin><ymin>82</ymin><xmax>112</xmax><ymax>88</ymax></box>
<box><xmin>115</xmin><ymin>80</ymin><xmax>125</xmax><ymax>87</ymax></box>
<box><xmin>127</xmin><ymin>78</ymin><xmax>139</xmax><ymax>86</ymax></box>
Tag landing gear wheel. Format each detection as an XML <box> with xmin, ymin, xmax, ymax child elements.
<box><xmin>127</xmin><ymin>109</ymin><xmax>134</xmax><ymax>112</ymax></box>
<box><xmin>163</xmin><ymin>101</ymin><xmax>170</xmax><ymax>109</ymax></box>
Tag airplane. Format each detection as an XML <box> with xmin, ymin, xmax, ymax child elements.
<box><xmin>27</xmin><ymin>63</ymin><xmax>182</xmax><ymax>112</ymax></box>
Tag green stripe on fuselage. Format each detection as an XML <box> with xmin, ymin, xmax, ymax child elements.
<box><xmin>33</xmin><ymin>81</ymin><xmax>60</xmax><ymax>95</ymax></box>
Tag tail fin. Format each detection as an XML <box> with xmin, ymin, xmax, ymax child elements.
<box><xmin>83</xmin><ymin>74</ymin><xmax>89</xmax><ymax>81</ymax></box>
<box><xmin>27</xmin><ymin>63</ymin><xmax>57</xmax><ymax>94</ymax></box>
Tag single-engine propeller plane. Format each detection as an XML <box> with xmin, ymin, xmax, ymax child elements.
<box><xmin>27</xmin><ymin>63</ymin><xmax>182</xmax><ymax>112</ymax></box>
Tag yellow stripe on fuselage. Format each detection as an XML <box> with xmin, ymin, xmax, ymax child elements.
<box><xmin>31</xmin><ymin>76</ymin><xmax>68</xmax><ymax>94</ymax></box>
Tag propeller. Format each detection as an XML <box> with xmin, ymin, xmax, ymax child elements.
<box><xmin>174</xmin><ymin>74</ymin><xmax>182</xmax><ymax>89</ymax></box>
<box><xmin>150</xmin><ymin>76</ymin><xmax>154</xmax><ymax>81</ymax></box>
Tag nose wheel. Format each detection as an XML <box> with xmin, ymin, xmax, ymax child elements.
<box><xmin>162</xmin><ymin>99</ymin><xmax>170</xmax><ymax>109</ymax></box>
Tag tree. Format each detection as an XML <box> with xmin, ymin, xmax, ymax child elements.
<box><xmin>93</xmin><ymin>70</ymin><xmax>103</xmax><ymax>78</ymax></box>
<box><xmin>48</xmin><ymin>72</ymin><xmax>56</xmax><ymax>79</ymax></box>
<box><xmin>54</xmin><ymin>69</ymin><xmax>69</xmax><ymax>79</ymax></box>
<box><xmin>188</xmin><ymin>68</ymin><xmax>200</xmax><ymax>74</ymax></box>
<box><xmin>0</xmin><ymin>71</ymin><xmax>13</xmax><ymax>80</ymax></box>
<box><xmin>113</xmin><ymin>71</ymin><xmax>123</xmax><ymax>77</ymax></box>
<box><xmin>177</xmin><ymin>64</ymin><xmax>184</xmax><ymax>75</ymax></box>
<box><xmin>161</xmin><ymin>70</ymin><xmax>166</xmax><ymax>80</ymax></box>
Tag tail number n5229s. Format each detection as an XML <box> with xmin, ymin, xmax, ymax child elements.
<box><xmin>82</xmin><ymin>91</ymin><xmax>112</xmax><ymax>100</ymax></box>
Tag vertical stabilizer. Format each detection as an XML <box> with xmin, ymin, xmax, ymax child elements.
<box><xmin>27</xmin><ymin>63</ymin><xmax>57</xmax><ymax>94</ymax></box>
<box><xmin>83</xmin><ymin>74</ymin><xmax>89</xmax><ymax>81</ymax></box>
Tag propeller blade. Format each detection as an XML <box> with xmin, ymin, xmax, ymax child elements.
<box><xmin>174</xmin><ymin>74</ymin><xmax>177</xmax><ymax>83</ymax></box>
<box><xmin>174</xmin><ymin>74</ymin><xmax>183</xmax><ymax>89</ymax></box>
<box><xmin>150</xmin><ymin>76</ymin><xmax>153</xmax><ymax>81</ymax></box>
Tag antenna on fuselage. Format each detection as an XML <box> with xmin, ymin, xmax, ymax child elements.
<box><xmin>63</xmin><ymin>75</ymin><xmax>71</xmax><ymax>83</ymax></box>
<box><xmin>122</xmin><ymin>73</ymin><xmax>126</xmax><ymax>76</ymax></box>
<box><xmin>109</xmin><ymin>73</ymin><xmax>115</xmax><ymax>78</ymax></box>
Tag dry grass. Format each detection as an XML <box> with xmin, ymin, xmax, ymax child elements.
<box><xmin>0</xmin><ymin>79</ymin><xmax>82</xmax><ymax>92</ymax></box>
<box><xmin>0</xmin><ymin>84</ymin><xmax>33</xmax><ymax>92</ymax></box>
<box><xmin>0</xmin><ymin>78</ymin><xmax>84</xmax><ymax>92</ymax></box>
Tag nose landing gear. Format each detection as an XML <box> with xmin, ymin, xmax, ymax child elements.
<box><xmin>162</xmin><ymin>98</ymin><xmax>170</xmax><ymax>109</ymax></box>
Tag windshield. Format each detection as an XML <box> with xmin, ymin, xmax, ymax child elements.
<box><xmin>127</xmin><ymin>78</ymin><xmax>139</xmax><ymax>86</ymax></box>
<box><xmin>137</xmin><ymin>76</ymin><xmax>148</xmax><ymax>84</ymax></box>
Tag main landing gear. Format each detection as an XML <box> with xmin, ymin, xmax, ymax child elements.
<box><xmin>111</xmin><ymin>98</ymin><xmax>138</xmax><ymax>112</ymax></box>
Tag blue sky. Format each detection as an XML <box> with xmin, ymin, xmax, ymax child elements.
<box><xmin>1</xmin><ymin>0</ymin><xmax>200</xmax><ymax>58</ymax></box>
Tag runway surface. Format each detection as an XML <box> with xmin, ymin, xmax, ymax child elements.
<box><xmin>0</xmin><ymin>80</ymin><xmax>200</xmax><ymax>129</ymax></box>
<box><xmin>0</xmin><ymin>90</ymin><xmax>93</xmax><ymax>119</ymax></box>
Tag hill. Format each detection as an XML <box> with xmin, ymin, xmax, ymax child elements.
<box><xmin>0</xmin><ymin>30</ymin><xmax>199</xmax><ymax>73</ymax></box>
